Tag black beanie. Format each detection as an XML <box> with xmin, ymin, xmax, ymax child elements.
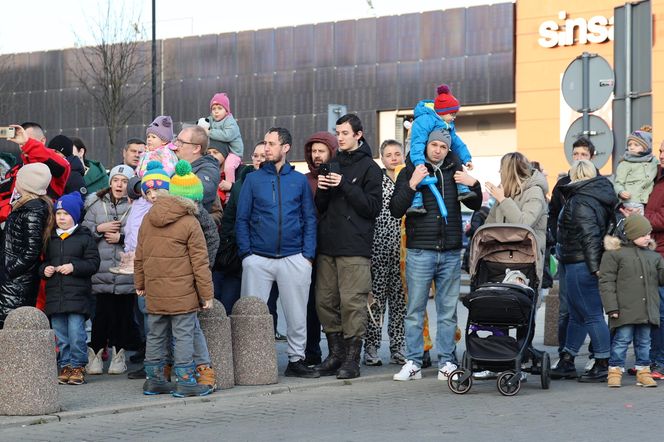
<box><xmin>48</xmin><ymin>135</ymin><xmax>74</xmax><ymax>157</ymax></box>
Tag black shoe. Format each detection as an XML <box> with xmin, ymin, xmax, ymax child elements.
<box><xmin>550</xmin><ymin>352</ymin><xmax>577</xmax><ymax>379</ymax></box>
<box><xmin>406</xmin><ymin>206</ymin><xmax>427</xmax><ymax>216</ymax></box>
<box><xmin>337</xmin><ymin>337</ymin><xmax>362</xmax><ymax>379</ymax></box>
<box><xmin>127</xmin><ymin>367</ymin><xmax>146</xmax><ymax>379</ymax></box>
<box><xmin>578</xmin><ymin>358</ymin><xmax>608</xmax><ymax>383</ymax></box>
<box><xmin>315</xmin><ymin>333</ymin><xmax>346</xmax><ymax>376</ymax></box>
<box><xmin>285</xmin><ymin>359</ymin><xmax>321</xmax><ymax>378</ymax></box>
<box><xmin>422</xmin><ymin>350</ymin><xmax>432</xmax><ymax>369</ymax></box>
<box><xmin>275</xmin><ymin>332</ymin><xmax>288</xmax><ymax>341</ymax></box>
<box><xmin>303</xmin><ymin>354</ymin><xmax>322</xmax><ymax>367</ymax></box>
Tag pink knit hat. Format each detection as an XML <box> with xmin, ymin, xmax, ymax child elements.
<box><xmin>209</xmin><ymin>92</ymin><xmax>231</xmax><ymax>114</ymax></box>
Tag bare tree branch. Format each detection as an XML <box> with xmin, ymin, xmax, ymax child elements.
<box><xmin>68</xmin><ymin>0</ymin><xmax>153</xmax><ymax>165</ymax></box>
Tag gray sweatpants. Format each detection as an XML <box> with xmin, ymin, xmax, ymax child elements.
<box><xmin>241</xmin><ymin>253</ymin><xmax>312</xmax><ymax>362</ymax></box>
<box><xmin>145</xmin><ymin>312</ymin><xmax>197</xmax><ymax>368</ymax></box>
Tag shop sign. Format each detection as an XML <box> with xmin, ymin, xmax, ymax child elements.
<box><xmin>538</xmin><ymin>11</ymin><xmax>614</xmax><ymax>48</ymax></box>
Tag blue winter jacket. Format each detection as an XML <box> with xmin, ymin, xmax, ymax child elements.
<box><xmin>236</xmin><ymin>161</ymin><xmax>317</xmax><ymax>260</ymax></box>
<box><xmin>410</xmin><ymin>100</ymin><xmax>472</xmax><ymax>166</ymax></box>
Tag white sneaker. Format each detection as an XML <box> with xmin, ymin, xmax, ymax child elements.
<box><xmin>437</xmin><ymin>361</ymin><xmax>458</xmax><ymax>381</ymax></box>
<box><xmin>473</xmin><ymin>370</ymin><xmax>497</xmax><ymax>379</ymax></box>
<box><xmin>393</xmin><ymin>360</ymin><xmax>422</xmax><ymax>381</ymax></box>
<box><xmin>86</xmin><ymin>347</ymin><xmax>104</xmax><ymax>375</ymax></box>
<box><xmin>108</xmin><ymin>347</ymin><xmax>127</xmax><ymax>374</ymax></box>
<box><xmin>584</xmin><ymin>358</ymin><xmax>595</xmax><ymax>372</ymax></box>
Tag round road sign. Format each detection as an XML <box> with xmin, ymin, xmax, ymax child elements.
<box><xmin>564</xmin><ymin>115</ymin><xmax>613</xmax><ymax>169</ymax></box>
<box><xmin>561</xmin><ymin>54</ymin><xmax>614</xmax><ymax>113</ymax></box>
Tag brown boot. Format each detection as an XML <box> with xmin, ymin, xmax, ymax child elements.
<box><xmin>58</xmin><ymin>366</ymin><xmax>72</xmax><ymax>385</ymax></box>
<box><xmin>68</xmin><ymin>367</ymin><xmax>86</xmax><ymax>385</ymax></box>
<box><xmin>636</xmin><ymin>367</ymin><xmax>657</xmax><ymax>388</ymax></box>
<box><xmin>196</xmin><ymin>364</ymin><xmax>217</xmax><ymax>391</ymax></box>
<box><xmin>607</xmin><ymin>367</ymin><xmax>622</xmax><ymax>388</ymax></box>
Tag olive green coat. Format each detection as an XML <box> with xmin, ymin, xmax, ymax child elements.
<box><xmin>599</xmin><ymin>236</ymin><xmax>664</xmax><ymax>330</ymax></box>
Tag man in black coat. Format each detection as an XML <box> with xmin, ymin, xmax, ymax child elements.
<box><xmin>314</xmin><ymin>114</ymin><xmax>382</xmax><ymax>380</ymax></box>
<box><xmin>390</xmin><ymin>129</ymin><xmax>482</xmax><ymax>382</ymax></box>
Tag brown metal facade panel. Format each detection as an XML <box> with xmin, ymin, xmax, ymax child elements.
<box><xmin>161</xmin><ymin>39</ymin><xmax>182</xmax><ymax>82</ymax></box>
<box><xmin>254</xmin><ymin>29</ymin><xmax>275</xmax><ymax>74</ymax></box>
<box><xmin>487</xmin><ymin>52</ymin><xmax>514</xmax><ymax>104</ymax></box>
<box><xmin>463</xmin><ymin>55</ymin><xmax>490</xmax><ymax>104</ymax></box>
<box><xmin>292</xmin><ymin>25</ymin><xmax>315</xmax><ymax>69</ymax></box>
<box><xmin>217</xmin><ymin>33</ymin><xmax>238</xmax><ymax>77</ymax></box>
<box><xmin>313</xmin><ymin>22</ymin><xmax>335</xmax><ymax>67</ymax></box>
<box><xmin>375</xmin><ymin>63</ymin><xmax>398</xmax><ymax>109</ymax></box>
<box><xmin>274</xmin><ymin>27</ymin><xmax>294</xmax><ymax>72</ymax></box>
<box><xmin>198</xmin><ymin>35</ymin><xmax>220</xmax><ymax>79</ymax></box>
<box><xmin>355</xmin><ymin>18</ymin><xmax>377</xmax><ymax>65</ymax></box>
<box><xmin>290</xmin><ymin>114</ymin><xmax>315</xmax><ymax>159</ymax></box>
<box><xmin>420</xmin><ymin>11</ymin><xmax>445</xmax><ymax>60</ymax></box>
<box><xmin>397</xmin><ymin>62</ymin><xmax>420</xmax><ymax>108</ymax></box>
<box><xmin>293</xmin><ymin>69</ymin><xmax>314</xmax><ymax>113</ymax></box>
<box><xmin>397</xmin><ymin>13</ymin><xmax>421</xmax><ymax>62</ymax></box>
<box><xmin>43</xmin><ymin>89</ymin><xmax>62</xmax><ymax>130</ymax></box>
<box><xmin>441</xmin><ymin>8</ymin><xmax>467</xmax><ymax>58</ymax></box>
<box><xmin>236</xmin><ymin>31</ymin><xmax>255</xmax><ymax>75</ymax></box>
<box><xmin>334</xmin><ymin>20</ymin><xmax>356</xmax><ymax>66</ymax></box>
<box><xmin>376</xmin><ymin>16</ymin><xmax>400</xmax><ymax>63</ymax></box>
<box><xmin>465</xmin><ymin>6</ymin><xmax>493</xmax><ymax>56</ymax></box>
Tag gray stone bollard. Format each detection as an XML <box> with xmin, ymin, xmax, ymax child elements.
<box><xmin>230</xmin><ymin>297</ymin><xmax>278</xmax><ymax>385</ymax></box>
<box><xmin>0</xmin><ymin>307</ymin><xmax>60</xmax><ymax>415</ymax></box>
<box><xmin>199</xmin><ymin>299</ymin><xmax>234</xmax><ymax>390</ymax></box>
<box><xmin>543</xmin><ymin>283</ymin><xmax>560</xmax><ymax>347</ymax></box>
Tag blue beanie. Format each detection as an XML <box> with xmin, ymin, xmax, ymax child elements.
<box><xmin>54</xmin><ymin>191</ymin><xmax>84</xmax><ymax>223</ymax></box>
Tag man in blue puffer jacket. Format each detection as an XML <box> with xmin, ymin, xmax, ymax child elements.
<box><xmin>236</xmin><ymin>127</ymin><xmax>319</xmax><ymax>379</ymax></box>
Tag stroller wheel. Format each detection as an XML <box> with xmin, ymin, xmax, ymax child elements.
<box><xmin>497</xmin><ymin>371</ymin><xmax>521</xmax><ymax>396</ymax></box>
<box><xmin>448</xmin><ymin>369</ymin><xmax>473</xmax><ymax>395</ymax></box>
<box><xmin>540</xmin><ymin>352</ymin><xmax>551</xmax><ymax>390</ymax></box>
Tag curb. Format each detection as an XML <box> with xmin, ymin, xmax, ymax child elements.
<box><xmin>0</xmin><ymin>367</ymin><xmax>426</xmax><ymax>429</ymax></box>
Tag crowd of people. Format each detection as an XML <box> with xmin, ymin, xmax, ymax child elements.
<box><xmin>0</xmin><ymin>84</ymin><xmax>662</xmax><ymax>398</ymax></box>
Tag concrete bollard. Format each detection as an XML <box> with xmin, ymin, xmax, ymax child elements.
<box><xmin>230</xmin><ymin>297</ymin><xmax>278</xmax><ymax>386</ymax></box>
<box><xmin>199</xmin><ymin>299</ymin><xmax>234</xmax><ymax>390</ymax></box>
<box><xmin>0</xmin><ymin>307</ymin><xmax>60</xmax><ymax>415</ymax></box>
<box><xmin>543</xmin><ymin>282</ymin><xmax>560</xmax><ymax>347</ymax></box>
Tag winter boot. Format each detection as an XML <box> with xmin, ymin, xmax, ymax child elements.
<box><xmin>607</xmin><ymin>367</ymin><xmax>622</xmax><ymax>388</ymax></box>
<box><xmin>578</xmin><ymin>358</ymin><xmax>608</xmax><ymax>383</ymax></box>
<box><xmin>85</xmin><ymin>347</ymin><xmax>104</xmax><ymax>375</ymax></box>
<box><xmin>337</xmin><ymin>337</ymin><xmax>363</xmax><ymax>379</ymax></box>
<box><xmin>108</xmin><ymin>347</ymin><xmax>127</xmax><ymax>374</ymax></box>
<box><xmin>110</xmin><ymin>251</ymin><xmax>130</xmax><ymax>274</ymax></box>
<box><xmin>315</xmin><ymin>332</ymin><xmax>346</xmax><ymax>376</ymax></box>
<box><xmin>173</xmin><ymin>365</ymin><xmax>214</xmax><ymax>397</ymax></box>
<box><xmin>636</xmin><ymin>367</ymin><xmax>658</xmax><ymax>388</ymax></box>
<box><xmin>196</xmin><ymin>364</ymin><xmax>217</xmax><ymax>391</ymax></box>
<box><xmin>550</xmin><ymin>351</ymin><xmax>577</xmax><ymax>379</ymax></box>
<box><xmin>143</xmin><ymin>363</ymin><xmax>174</xmax><ymax>395</ymax></box>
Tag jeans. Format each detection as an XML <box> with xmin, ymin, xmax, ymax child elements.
<box><xmin>562</xmin><ymin>262</ymin><xmax>610</xmax><ymax>359</ymax></box>
<box><xmin>650</xmin><ymin>286</ymin><xmax>664</xmax><ymax>366</ymax></box>
<box><xmin>213</xmin><ymin>270</ymin><xmax>242</xmax><ymax>316</ymax></box>
<box><xmin>52</xmin><ymin>313</ymin><xmax>88</xmax><ymax>368</ymax></box>
<box><xmin>404</xmin><ymin>249</ymin><xmax>461</xmax><ymax>368</ymax></box>
<box><xmin>610</xmin><ymin>324</ymin><xmax>652</xmax><ymax>368</ymax></box>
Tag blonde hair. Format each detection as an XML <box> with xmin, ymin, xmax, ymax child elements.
<box><xmin>569</xmin><ymin>160</ymin><xmax>597</xmax><ymax>182</ymax></box>
<box><xmin>499</xmin><ymin>152</ymin><xmax>532</xmax><ymax>198</ymax></box>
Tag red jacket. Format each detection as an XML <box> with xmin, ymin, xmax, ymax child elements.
<box><xmin>0</xmin><ymin>138</ymin><xmax>71</xmax><ymax>222</ymax></box>
<box><xmin>645</xmin><ymin>165</ymin><xmax>664</xmax><ymax>256</ymax></box>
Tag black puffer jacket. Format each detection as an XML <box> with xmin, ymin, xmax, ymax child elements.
<box><xmin>557</xmin><ymin>176</ymin><xmax>618</xmax><ymax>273</ymax></box>
<box><xmin>390</xmin><ymin>156</ymin><xmax>482</xmax><ymax>251</ymax></box>
<box><xmin>39</xmin><ymin>225</ymin><xmax>100</xmax><ymax>318</ymax></box>
<box><xmin>0</xmin><ymin>198</ymin><xmax>51</xmax><ymax>328</ymax></box>
<box><xmin>315</xmin><ymin>141</ymin><xmax>383</xmax><ymax>257</ymax></box>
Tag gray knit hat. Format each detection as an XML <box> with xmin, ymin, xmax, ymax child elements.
<box><xmin>108</xmin><ymin>164</ymin><xmax>136</xmax><ymax>186</ymax></box>
<box><xmin>427</xmin><ymin>129</ymin><xmax>451</xmax><ymax>148</ymax></box>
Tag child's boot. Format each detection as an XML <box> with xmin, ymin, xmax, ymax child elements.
<box><xmin>407</xmin><ymin>192</ymin><xmax>427</xmax><ymax>215</ymax></box>
<box><xmin>173</xmin><ymin>365</ymin><xmax>214</xmax><ymax>397</ymax></box>
<box><xmin>117</xmin><ymin>251</ymin><xmax>135</xmax><ymax>275</ymax></box>
<box><xmin>196</xmin><ymin>364</ymin><xmax>217</xmax><ymax>391</ymax></box>
<box><xmin>607</xmin><ymin>366</ymin><xmax>622</xmax><ymax>388</ymax></box>
<box><xmin>86</xmin><ymin>347</ymin><xmax>104</xmax><ymax>375</ymax></box>
<box><xmin>109</xmin><ymin>252</ymin><xmax>129</xmax><ymax>274</ymax></box>
<box><xmin>143</xmin><ymin>363</ymin><xmax>174</xmax><ymax>395</ymax></box>
<box><xmin>636</xmin><ymin>366</ymin><xmax>658</xmax><ymax>388</ymax></box>
<box><xmin>108</xmin><ymin>347</ymin><xmax>127</xmax><ymax>374</ymax></box>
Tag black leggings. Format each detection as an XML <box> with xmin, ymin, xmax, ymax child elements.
<box><xmin>90</xmin><ymin>293</ymin><xmax>141</xmax><ymax>352</ymax></box>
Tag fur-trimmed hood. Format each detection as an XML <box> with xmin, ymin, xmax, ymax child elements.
<box><xmin>603</xmin><ymin>234</ymin><xmax>656</xmax><ymax>251</ymax></box>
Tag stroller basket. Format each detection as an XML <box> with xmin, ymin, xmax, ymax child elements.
<box><xmin>463</xmin><ymin>284</ymin><xmax>534</xmax><ymax>327</ymax></box>
<box><xmin>466</xmin><ymin>333</ymin><xmax>520</xmax><ymax>361</ymax></box>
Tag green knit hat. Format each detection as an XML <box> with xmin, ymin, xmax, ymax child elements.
<box><xmin>624</xmin><ymin>214</ymin><xmax>652</xmax><ymax>241</ymax></box>
<box><xmin>169</xmin><ymin>160</ymin><xmax>204</xmax><ymax>202</ymax></box>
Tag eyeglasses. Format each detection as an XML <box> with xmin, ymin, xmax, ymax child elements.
<box><xmin>174</xmin><ymin>138</ymin><xmax>198</xmax><ymax>147</ymax></box>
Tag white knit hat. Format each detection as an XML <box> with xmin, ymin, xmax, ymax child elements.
<box><xmin>16</xmin><ymin>163</ymin><xmax>51</xmax><ymax>196</ymax></box>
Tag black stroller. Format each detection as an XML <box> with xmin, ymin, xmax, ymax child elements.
<box><xmin>448</xmin><ymin>224</ymin><xmax>551</xmax><ymax>396</ymax></box>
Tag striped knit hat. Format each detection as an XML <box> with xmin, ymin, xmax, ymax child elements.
<box><xmin>169</xmin><ymin>160</ymin><xmax>204</xmax><ymax>201</ymax></box>
<box><xmin>141</xmin><ymin>161</ymin><xmax>171</xmax><ymax>194</ymax></box>
<box><xmin>434</xmin><ymin>84</ymin><xmax>460</xmax><ymax>116</ymax></box>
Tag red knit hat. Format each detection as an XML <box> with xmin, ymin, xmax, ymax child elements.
<box><xmin>434</xmin><ymin>84</ymin><xmax>460</xmax><ymax>116</ymax></box>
